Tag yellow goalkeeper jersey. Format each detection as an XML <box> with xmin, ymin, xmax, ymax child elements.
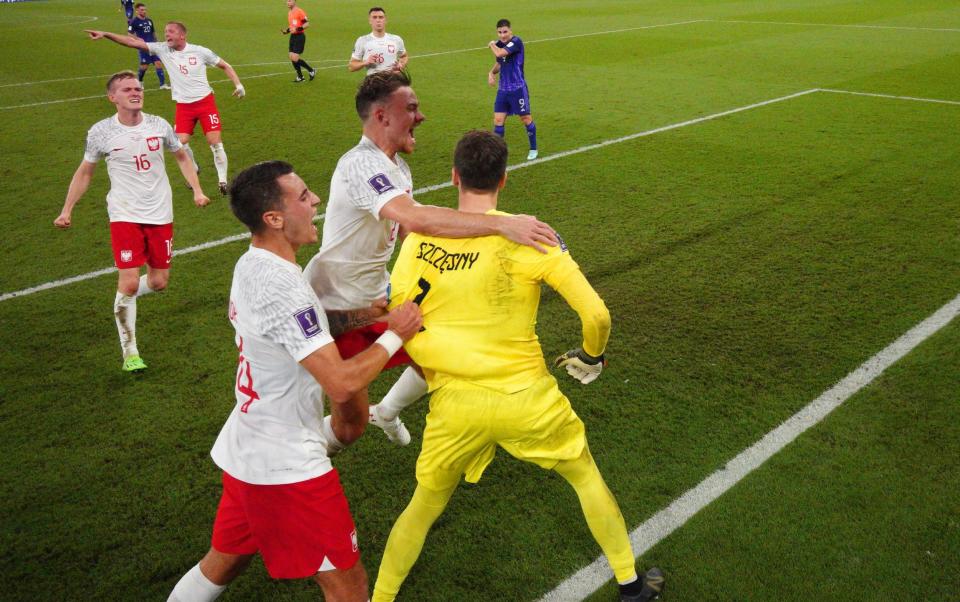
<box><xmin>389</xmin><ymin>210</ymin><xmax>610</xmax><ymax>394</ymax></box>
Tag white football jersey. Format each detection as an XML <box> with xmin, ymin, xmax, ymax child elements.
<box><xmin>146</xmin><ymin>42</ymin><xmax>220</xmax><ymax>103</ymax></box>
<box><xmin>304</xmin><ymin>136</ymin><xmax>413</xmax><ymax>310</ymax></box>
<box><xmin>352</xmin><ymin>32</ymin><xmax>405</xmax><ymax>73</ymax></box>
<box><xmin>83</xmin><ymin>113</ymin><xmax>181</xmax><ymax>224</ymax></box>
<box><xmin>211</xmin><ymin>246</ymin><xmax>336</xmax><ymax>485</ymax></box>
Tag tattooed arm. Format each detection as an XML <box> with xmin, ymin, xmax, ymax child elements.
<box><xmin>325</xmin><ymin>298</ymin><xmax>388</xmax><ymax>337</ymax></box>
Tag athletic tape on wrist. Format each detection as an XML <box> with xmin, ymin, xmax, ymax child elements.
<box><xmin>374</xmin><ymin>330</ymin><xmax>403</xmax><ymax>357</ymax></box>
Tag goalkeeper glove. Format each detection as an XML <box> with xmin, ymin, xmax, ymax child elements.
<box><xmin>554</xmin><ymin>348</ymin><xmax>606</xmax><ymax>384</ymax></box>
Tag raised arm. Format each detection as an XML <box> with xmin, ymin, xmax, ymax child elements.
<box><xmin>173</xmin><ymin>148</ymin><xmax>210</xmax><ymax>207</ymax></box>
<box><xmin>488</xmin><ymin>41</ymin><xmax>509</xmax><ymax>59</ymax></box>
<box><xmin>215</xmin><ymin>59</ymin><xmax>245</xmax><ymax>97</ymax></box>
<box><xmin>381</xmin><ymin>194</ymin><xmax>558</xmax><ymax>253</ymax></box>
<box><xmin>54</xmin><ymin>161</ymin><xmax>97</xmax><ymax>229</ymax></box>
<box><xmin>85</xmin><ymin>29</ymin><xmax>148</xmax><ymax>51</ymax></box>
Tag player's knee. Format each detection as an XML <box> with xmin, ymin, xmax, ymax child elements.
<box><xmin>117</xmin><ymin>275</ymin><xmax>139</xmax><ymax>296</ymax></box>
<box><xmin>199</xmin><ymin>548</ymin><xmax>253</xmax><ymax>586</ymax></box>
<box><xmin>118</xmin><ymin>283</ymin><xmax>138</xmax><ymax>296</ymax></box>
<box><xmin>553</xmin><ymin>445</ymin><xmax>597</xmax><ymax>485</ymax></box>
<box><xmin>148</xmin><ymin>274</ymin><xmax>169</xmax><ymax>292</ymax></box>
<box><xmin>314</xmin><ymin>560</ymin><xmax>368</xmax><ymax>602</ymax></box>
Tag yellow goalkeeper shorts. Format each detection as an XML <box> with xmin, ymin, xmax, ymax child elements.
<box><xmin>415</xmin><ymin>374</ymin><xmax>586</xmax><ymax>491</ymax></box>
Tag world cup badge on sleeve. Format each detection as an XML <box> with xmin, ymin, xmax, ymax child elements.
<box><xmin>294</xmin><ymin>306</ymin><xmax>323</xmax><ymax>338</ymax></box>
<box><xmin>367</xmin><ymin>173</ymin><xmax>395</xmax><ymax>195</ymax></box>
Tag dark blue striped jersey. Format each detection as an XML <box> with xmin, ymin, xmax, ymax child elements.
<box><xmin>128</xmin><ymin>17</ymin><xmax>157</xmax><ymax>42</ymax></box>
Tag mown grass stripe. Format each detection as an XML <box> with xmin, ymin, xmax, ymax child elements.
<box><xmin>540</xmin><ymin>291</ymin><xmax>960</xmax><ymax>601</ymax></box>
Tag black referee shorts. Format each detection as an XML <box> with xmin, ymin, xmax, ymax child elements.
<box><xmin>289</xmin><ymin>32</ymin><xmax>306</xmax><ymax>55</ymax></box>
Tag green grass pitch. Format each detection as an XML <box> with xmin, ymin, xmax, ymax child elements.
<box><xmin>1</xmin><ymin>1</ymin><xmax>959</xmax><ymax>600</ymax></box>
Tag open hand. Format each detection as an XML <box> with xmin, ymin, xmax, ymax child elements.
<box><xmin>500</xmin><ymin>214</ymin><xmax>559</xmax><ymax>253</ymax></box>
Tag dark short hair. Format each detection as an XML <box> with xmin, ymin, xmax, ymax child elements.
<box><xmin>166</xmin><ymin>21</ymin><xmax>187</xmax><ymax>34</ymax></box>
<box><xmin>106</xmin><ymin>70</ymin><xmax>138</xmax><ymax>92</ymax></box>
<box><xmin>229</xmin><ymin>161</ymin><xmax>294</xmax><ymax>234</ymax></box>
<box><xmin>454</xmin><ymin>130</ymin><xmax>508</xmax><ymax>193</ymax></box>
<box><xmin>496</xmin><ymin>19</ymin><xmax>511</xmax><ymax>29</ymax></box>
<box><xmin>134</xmin><ymin>3</ymin><xmax>145</xmax><ymax>9</ymax></box>
<box><xmin>355</xmin><ymin>70</ymin><xmax>412</xmax><ymax>120</ymax></box>
<box><xmin>369</xmin><ymin>7</ymin><xmax>385</xmax><ymax>14</ymax></box>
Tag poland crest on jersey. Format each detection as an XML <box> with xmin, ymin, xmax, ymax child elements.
<box><xmin>189</xmin><ymin>56</ymin><xmax>197</xmax><ymax>65</ymax></box>
<box><xmin>388</xmin><ymin>44</ymin><xmax>395</xmax><ymax>53</ymax></box>
<box><xmin>146</xmin><ymin>137</ymin><xmax>160</xmax><ymax>151</ymax></box>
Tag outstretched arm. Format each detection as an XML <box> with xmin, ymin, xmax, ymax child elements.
<box><xmin>215</xmin><ymin>59</ymin><xmax>245</xmax><ymax>97</ymax></box>
<box><xmin>301</xmin><ymin>301</ymin><xmax>422</xmax><ymax>404</ymax></box>
<box><xmin>325</xmin><ymin>298</ymin><xmax>389</xmax><ymax>338</ymax></box>
<box><xmin>54</xmin><ymin>161</ymin><xmax>97</xmax><ymax>229</ymax></box>
<box><xmin>85</xmin><ymin>29</ymin><xmax>148</xmax><ymax>51</ymax></box>
<box><xmin>380</xmin><ymin>194</ymin><xmax>559</xmax><ymax>253</ymax></box>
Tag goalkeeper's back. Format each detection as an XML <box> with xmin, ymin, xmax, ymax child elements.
<box><xmin>388</xmin><ymin>210</ymin><xmax>609</xmax><ymax>394</ymax></box>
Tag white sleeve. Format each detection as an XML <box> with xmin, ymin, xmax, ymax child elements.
<box><xmin>261</xmin><ymin>271</ymin><xmax>334</xmax><ymax>362</ymax></box>
<box><xmin>161</xmin><ymin>118</ymin><xmax>182</xmax><ymax>152</ymax></box>
<box><xmin>342</xmin><ymin>155</ymin><xmax>406</xmax><ymax>220</ymax></box>
<box><xmin>145</xmin><ymin>42</ymin><xmax>163</xmax><ymax>57</ymax></box>
<box><xmin>82</xmin><ymin>125</ymin><xmax>104</xmax><ymax>164</ymax></box>
<box><xmin>199</xmin><ymin>45</ymin><xmax>221</xmax><ymax>66</ymax></box>
<box><xmin>352</xmin><ymin>36</ymin><xmax>365</xmax><ymax>60</ymax></box>
<box><xmin>396</xmin><ymin>35</ymin><xmax>406</xmax><ymax>54</ymax></box>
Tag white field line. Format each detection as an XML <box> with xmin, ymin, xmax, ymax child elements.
<box><xmin>0</xmin><ymin>58</ymin><xmax>341</xmax><ymax>89</ymax></box>
<box><xmin>0</xmin><ymin>233</ymin><xmax>251</xmax><ymax>301</ymax></box>
<box><xmin>414</xmin><ymin>88</ymin><xmax>820</xmax><ymax>194</ymax></box>
<box><xmin>4</xmin><ymin>16</ymin><xmax>956</xmax><ymax>94</ymax></box>
<box><xmin>820</xmin><ymin>88</ymin><xmax>960</xmax><ymax>106</ymax></box>
<box><xmin>538</xmin><ymin>290</ymin><xmax>960</xmax><ymax>602</ymax></box>
<box><xmin>413</xmin><ymin>19</ymin><xmax>706</xmax><ymax>60</ymax></box>
<box><xmin>0</xmin><ymin>15</ymin><xmax>100</xmax><ymax>28</ymax></box>
<box><xmin>0</xmin><ymin>88</ymin><xmax>815</xmax><ymax>302</ymax></box>
<box><xmin>0</xmin><ymin>20</ymin><xmax>701</xmax><ymax>108</ymax></box>
<box><xmin>0</xmin><ymin>61</ymin><xmax>348</xmax><ymax>109</ymax></box>
<box><xmin>714</xmin><ymin>18</ymin><xmax>960</xmax><ymax>33</ymax></box>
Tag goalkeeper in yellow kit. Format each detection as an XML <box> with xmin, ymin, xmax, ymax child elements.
<box><xmin>373</xmin><ymin>130</ymin><xmax>663</xmax><ymax>602</ymax></box>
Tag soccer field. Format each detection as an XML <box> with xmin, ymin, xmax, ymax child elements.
<box><xmin>1</xmin><ymin>0</ymin><xmax>959</xmax><ymax>600</ymax></box>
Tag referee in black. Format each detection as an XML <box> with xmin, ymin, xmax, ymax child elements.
<box><xmin>284</xmin><ymin>0</ymin><xmax>315</xmax><ymax>82</ymax></box>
